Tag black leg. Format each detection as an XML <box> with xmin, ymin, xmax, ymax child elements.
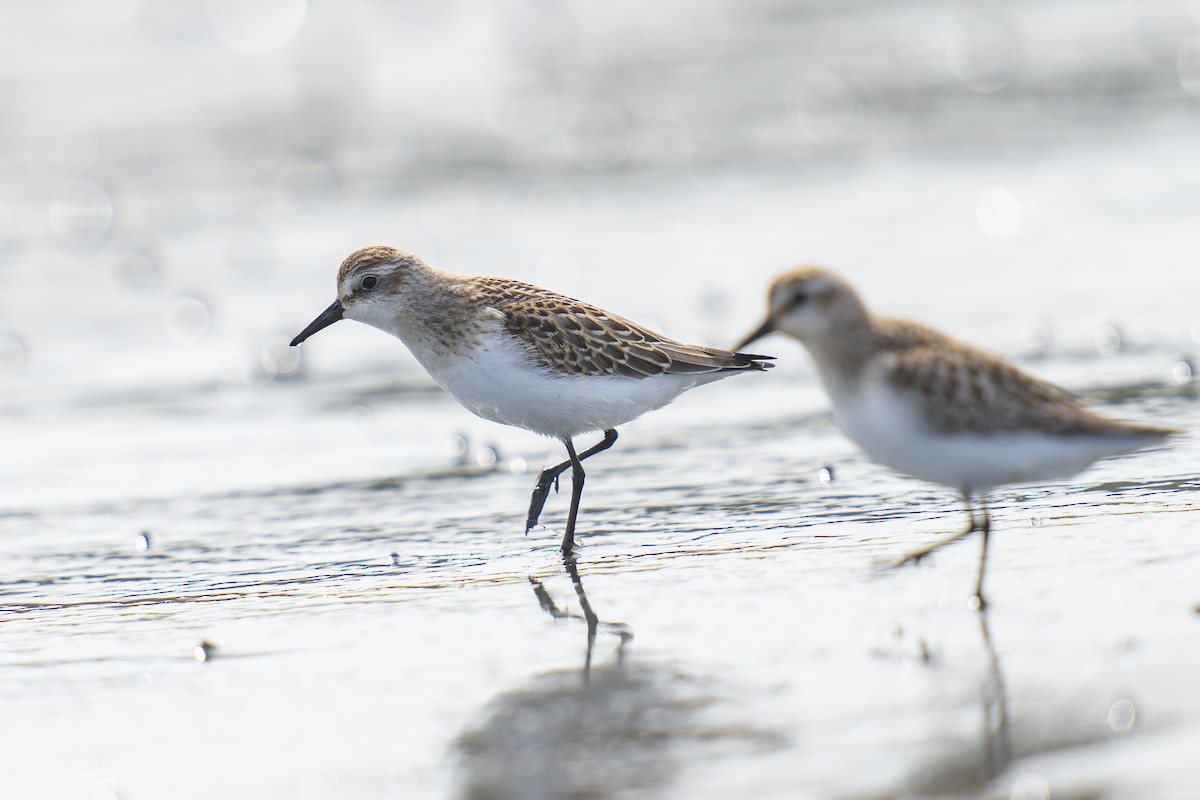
<box><xmin>525</xmin><ymin>429</ymin><xmax>618</xmax><ymax>533</ymax></box>
<box><xmin>973</xmin><ymin>498</ymin><xmax>993</xmax><ymax>612</ymax></box>
<box><xmin>560</xmin><ymin>439</ymin><xmax>587</xmax><ymax>554</ymax></box>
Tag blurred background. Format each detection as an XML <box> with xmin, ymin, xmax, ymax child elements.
<box><xmin>2</xmin><ymin>1</ymin><xmax>1199</xmax><ymax>799</ymax></box>
<box><xmin>4</xmin><ymin>0</ymin><xmax>1199</xmax><ymax>402</ymax></box>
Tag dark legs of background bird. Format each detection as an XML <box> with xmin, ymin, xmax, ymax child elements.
<box><xmin>893</xmin><ymin>495</ymin><xmax>980</xmax><ymax>565</ymax></box>
<box><xmin>973</xmin><ymin>498</ymin><xmax>993</xmax><ymax>610</ymax></box>
<box><xmin>525</xmin><ymin>429</ymin><xmax>618</xmax><ymax>536</ymax></box>
<box><xmin>893</xmin><ymin>493</ymin><xmax>993</xmax><ymax>610</ymax></box>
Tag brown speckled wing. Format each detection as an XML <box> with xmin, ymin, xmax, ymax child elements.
<box><xmin>885</xmin><ymin>343</ymin><xmax>1165</xmax><ymax>438</ymax></box>
<box><xmin>476</xmin><ymin>279</ymin><xmax>772</xmax><ymax>379</ymax></box>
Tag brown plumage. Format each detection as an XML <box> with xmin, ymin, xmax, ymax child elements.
<box><xmin>473</xmin><ymin>277</ymin><xmax>772</xmax><ymax>379</ymax></box>
<box><xmin>875</xmin><ymin>317</ymin><xmax>1172</xmax><ymax>439</ymax></box>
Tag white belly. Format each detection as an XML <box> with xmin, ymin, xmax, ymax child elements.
<box><xmin>830</xmin><ymin>378</ymin><xmax>1155</xmax><ymax>495</ymax></box>
<box><xmin>417</xmin><ymin>333</ymin><xmax>720</xmax><ymax>440</ymax></box>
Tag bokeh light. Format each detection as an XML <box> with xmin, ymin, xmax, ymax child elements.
<box><xmin>1179</xmin><ymin>38</ymin><xmax>1200</xmax><ymax>96</ymax></box>
<box><xmin>1172</xmin><ymin>360</ymin><xmax>1194</xmax><ymax>385</ymax></box>
<box><xmin>89</xmin><ymin>781</ymin><xmax>122</xmax><ymax>800</ymax></box>
<box><xmin>446</xmin><ymin>433</ymin><xmax>469</xmax><ymax>462</ymax></box>
<box><xmin>947</xmin><ymin>16</ymin><xmax>1017</xmax><ymax>94</ymax></box>
<box><xmin>258</xmin><ymin>334</ymin><xmax>301</xmax><ymax>379</ymax></box>
<box><xmin>1022</xmin><ymin>318</ymin><xmax>1051</xmax><ymax>351</ymax></box>
<box><xmin>786</xmin><ymin>71</ymin><xmax>862</xmax><ymax>146</ymax></box>
<box><xmin>1009</xmin><ymin>772</ymin><xmax>1050</xmax><ymax>800</ymax></box>
<box><xmin>163</xmin><ymin>296</ymin><xmax>212</xmax><ymax>345</ymax></box>
<box><xmin>1107</xmin><ymin>697</ymin><xmax>1137</xmax><ymax>733</ymax></box>
<box><xmin>348</xmin><ymin>404</ymin><xmax>376</xmax><ymax>433</ymax></box>
<box><xmin>475</xmin><ymin>445</ymin><xmax>499</xmax><ymax>470</ymax></box>
<box><xmin>1094</xmin><ymin>324</ymin><xmax>1122</xmax><ymax>357</ymax></box>
<box><xmin>975</xmin><ymin>186</ymin><xmax>1022</xmax><ymax>238</ymax></box>
<box><xmin>48</xmin><ymin>181</ymin><xmax>113</xmax><ymax>246</ymax></box>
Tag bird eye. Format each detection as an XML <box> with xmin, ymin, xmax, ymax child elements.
<box><xmin>790</xmin><ymin>291</ymin><xmax>809</xmax><ymax>308</ymax></box>
<box><xmin>361</xmin><ymin>276</ymin><xmax>378</xmax><ymax>291</ymax></box>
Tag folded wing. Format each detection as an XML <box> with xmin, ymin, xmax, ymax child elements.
<box><xmin>485</xmin><ymin>282</ymin><xmax>773</xmax><ymax>379</ymax></box>
<box><xmin>886</xmin><ymin>343</ymin><xmax>1173</xmax><ymax>440</ymax></box>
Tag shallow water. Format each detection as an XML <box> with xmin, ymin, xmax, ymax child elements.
<box><xmin>3</xmin><ymin>1</ymin><xmax>1200</xmax><ymax>798</ymax></box>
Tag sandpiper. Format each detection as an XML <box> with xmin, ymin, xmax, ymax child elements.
<box><xmin>737</xmin><ymin>268</ymin><xmax>1178</xmax><ymax>609</ymax></box>
<box><xmin>292</xmin><ymin>246</ymin><xmax>773</xmax><ymax>553</ymax></box>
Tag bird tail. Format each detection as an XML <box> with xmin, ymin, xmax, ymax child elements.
<box><xmin>657</xmin><ymin>342</ymin><xmax>775</xmax><ymax>374</ymax></box>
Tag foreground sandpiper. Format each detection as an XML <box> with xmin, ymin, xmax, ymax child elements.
<box><xmin>292</xmin><ymin>246</ymin><xmax>773</xmax><ymax>553</ymax></box>
<box><xmin>737</xmin><ymin>267</ymin><xmax>1178</xmax><ymax>609</ymax></box>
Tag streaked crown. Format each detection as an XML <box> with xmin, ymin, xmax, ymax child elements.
<box><xmin>335</xmin><ymin>246</ymin><xmax>429</xmax><ymax>301</ymax></box>
<box><xmin>765</xmin><ymin>267</ymin><xmax>868</xmax><ymax>341</ymax></box>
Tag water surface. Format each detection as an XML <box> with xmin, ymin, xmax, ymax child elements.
<box><xmin>2</xmin><ymin>1</ymin><xmax>1200</xmax><ymax>798</ymax></box>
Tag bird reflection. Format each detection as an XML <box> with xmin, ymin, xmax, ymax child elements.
<box><xmin>457</xmin><ymin>557</ymin><xmax>702</xmax><ymax>800</ymax></box>
<box><xmin>978</xmin><ymin>613</ymin><xmax>1011</xmax><ymax>776</ymax></box>
<box><xmin>901</xmin><ymin>612</ymin><xmax>1012</xmax><ymax>794</ymax></box>
<box><xmin>528</xmin><ymin>553</ymin><xmax>633</xmax><ymax>681</ymax></box>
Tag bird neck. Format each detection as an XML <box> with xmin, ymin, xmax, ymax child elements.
<box><xmin>804</xmin><ymin>314</ymin><xmax>888</xmax><ymax>395</ymax></box>
<box><xmin>387</xmin><ymin>269</ymin><xmax>489</xmax><ymax>359</ymax></box>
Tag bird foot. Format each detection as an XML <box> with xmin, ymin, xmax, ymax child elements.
<box><xmin>559</xmin><ymin>533</ymin><xmax>578</xmax><ymax>558</ymax></box>
<box><xmin>525</xmin><ymin>472</ymin><xmax>561</xmax><ymax>533</ymax></box>
<box><xmin>888</xmin><ymin>524</ymin><xmax>977</xmax><ymax>570</ymax></box>
<box><xmin>888</xmin><ymin>547</ymin><xmax>935</xmax><ymax>570</ymax></box>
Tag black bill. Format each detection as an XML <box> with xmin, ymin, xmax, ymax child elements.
<box><xmin>734</xmin><ymin>318</ymin><xmax>775</xmax><ymax>351</ymax></box>
<box><xmin>290</xmin><ymin>300</ymin><xmax>344</xmax><ymax>346</ymax></box>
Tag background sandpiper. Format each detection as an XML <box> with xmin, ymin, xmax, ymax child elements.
<box><xmin>292</xmin><ymin>246</ymin><xmax>774</xmax><ymax>553</ymax></box>
<box><xmin>737</xmin><ymin>267</ymin><xmax>1179</xmax><ymax>609</ymax></box>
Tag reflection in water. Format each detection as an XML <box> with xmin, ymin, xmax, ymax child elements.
<box><xmin>899</xmin><ymin>613</ymin><xmax>1012</xmax><ymax>797</ymax></box>
<box><xmin>979</xmin><ymin>615</ymin><xmax>1011</xmax><ymax>779</ymax></box>
<box><xmin>529</xmin><ymin>554</ymin><xmax>633</xmax><ymax>681</ymax></box>
<box><xmin>457</xmin><ymin>556</ymin><xmax>684</xmax><ymax>800</ymax></box>
<box><xmin>900</xmin><ymin>613</ymin><xmax>1146</xmax><ymax>799</ymax></box>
